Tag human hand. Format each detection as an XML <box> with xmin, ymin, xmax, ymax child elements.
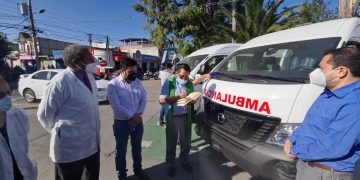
<box><xmin>129</xmin><ymin>113</ymin><xmax>142</xmax><ymax>128</ymax></box>
<box><xmin>284</xmin><ymin>139</ymin><xmax>296</xmax><ymax>160</ymax></box>
<box><xmin>203</xmin><ymin>74</ymin><xmax>211</xmax><ymax>79</ymax></box>
<box><xmin>128</xmin><ymin>120</ymin><xmax>137</xmax><ymax>128</ymax></box>
<box><xmin>179</xmin><ymin>91</ymin><xmax>187</xmax><ymax>99</ymax></box>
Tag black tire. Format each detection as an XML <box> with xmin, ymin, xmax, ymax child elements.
<box><xmin>143</xmin><ymin>75</ymin><xmax>150</xmax><ymax>80</ymax></box>
<box><xmin>24</xmin><ymin>88</ymin><xmax>36</xmax><ymax>103</ymax></box>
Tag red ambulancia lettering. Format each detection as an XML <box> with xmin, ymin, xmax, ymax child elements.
<box><xmin>228</xmin><ymin>95</ymin><xmax>236</xmax><ymax>105</ymax></box>
<box><xmin>221</xmin><ymin>94</ymin><xmax>228</xmax><ymax>103</ymax></box>
<box><xmin>216</xmin><ymin>92</ymin><xmax>222</xmax><ymax>101</ymax></box>
<box><xmin>245</xmin><ymin>98</ymin><xmax>258</xmax><ymax>110</ymax></box>
<box><xmin>258</xmin><ymin>102</ymin><xmax>271</xmax><ymax>114</ymax></box>
<box><xmin>236</xmin><ymin>96</ymin><xmax>245</xmax><ymax>107</ymax></box>
<box><xmin>204</xmin><ymin>88</ymin><xmax>271</xmax><ymax>115</ymax></box>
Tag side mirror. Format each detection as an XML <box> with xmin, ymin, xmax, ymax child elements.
<box><xmin>198</xmin><ymin>64</ymin><xmax>209</xmax><ymax>75</ymax></box>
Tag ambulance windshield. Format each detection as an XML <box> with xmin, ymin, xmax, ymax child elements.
<box><xmin>213</xmin><ymin>37</ymin><xmax>341</xmax><ymax>83</ymax></box>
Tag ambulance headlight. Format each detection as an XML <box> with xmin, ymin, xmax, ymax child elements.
<box><xmin>266</xmin><ymin>123</ymin><xmax>299</xmax><ymax>147</ymax></box>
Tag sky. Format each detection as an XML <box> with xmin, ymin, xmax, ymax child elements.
<box><xmin>0</xmin><ymin>0</ymin><xmax>337</xmax><ymax>47</ymax></box>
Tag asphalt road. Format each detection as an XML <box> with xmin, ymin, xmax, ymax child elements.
<box><xmin>12</xmin><ymin>79</ymin><xmax>252</xmax><ymax>180</ymax></box>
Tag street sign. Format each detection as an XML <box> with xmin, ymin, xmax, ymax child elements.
<box><xmin>52</xmin><ymin>50</ymin><xmax>64</xmax><ymax>59</ymax></box>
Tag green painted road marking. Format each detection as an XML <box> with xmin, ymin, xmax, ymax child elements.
<box><xmin>125</xmin><ymin>115</ymin><xmax>205</xmax><ymax>161</ymax></box>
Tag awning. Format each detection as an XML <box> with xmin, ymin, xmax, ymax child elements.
<box><xmin>19</xmin><ymin>53</ymin><xmax>33</xmax><ymax>61</ymax></box>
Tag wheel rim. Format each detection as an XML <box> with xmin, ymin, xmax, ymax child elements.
<box><xmin>25</xmin><ymin>90</ymin><xmax>35</xmax><ymax>102</ymax></box>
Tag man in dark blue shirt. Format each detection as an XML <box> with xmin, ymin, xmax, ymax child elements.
<box><xmin>284</xmin><ymin>47</ymin><xmax>360</xmax><ymax>180</ymax></box>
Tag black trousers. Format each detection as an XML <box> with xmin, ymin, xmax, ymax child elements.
<box><xmin>55</xmin><ymin>151</ymin><xmax>100</xmax><ymax>180</ymax></box>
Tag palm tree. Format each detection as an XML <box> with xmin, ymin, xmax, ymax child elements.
<box><xmin>220</xmin><ymin>0</ymin><xmax>299</xmax><ymax>43</ymax></box>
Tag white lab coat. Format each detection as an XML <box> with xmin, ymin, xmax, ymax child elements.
<box><xmin>37</xmin><ymin>68</ymin><xmax>100</xmax><ymax>163</ymax></box>
<box><xmin>0</xmin><ymin>107</ymin><xmax>37</xmax><ymax>180</ymax></box>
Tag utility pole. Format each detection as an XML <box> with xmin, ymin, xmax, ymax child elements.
<box><xmin>87</xmin><ymin>33</ymin><xmax>93</xmax><ymax>55</ymax></box>
<box><xmin>232</xmin><ymin>0</ymin><xmax>238</xmax><ymax>43</ymax></box>
<box><xmin>28</xmin><ymin>0</ymin><xmax>40</xmax><ymax>70</ymax></box>
<box><xmin>106</xmin><ymin>35</ymin><xmax>111</xmax><ymax>62</ymax></box>
<box><xmin>338</xmin><ymin>0</ymin><xmax>359</xmax><ymax>18</ymax></box>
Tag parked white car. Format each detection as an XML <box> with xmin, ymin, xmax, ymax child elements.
<box><xmin>18</xmin><ymin>69</ymin><xmax>109</xmax><ymax>103</ymax></box>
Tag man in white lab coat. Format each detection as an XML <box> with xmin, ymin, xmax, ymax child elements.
<box><xmin>37</xmin><ymin>45</ymin><xmax>101</xmax><ymax>180</ymax></box>
<box><xmin>0</xmin><ymin>76</ymin><xmax>37</xmax><ymax>180</ymax></box>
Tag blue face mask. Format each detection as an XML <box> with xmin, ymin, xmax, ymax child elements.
<box><xmin>177</xmin><ymin>78</ymin><xmax>188</xmax><ymax>85</ymax></box>
<box><xmin>0</xmin><ymin>95</ymin><xmax>12</xmax><ymax>112</ymax></box>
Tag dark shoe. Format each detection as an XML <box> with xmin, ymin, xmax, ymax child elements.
<box><xmin>134</xmin><ymin>169</ymin><xmax>150</xmax><ymax>180</ymax></box>
<box><xmin>167</xmin><ymin>166</ymin><xmax>176</xmax><ymax>177</ymax></box>
<box><xmin>181</xmin><ymin>163</ymin><xmax>193</xmax><ymax>173</ymax></box>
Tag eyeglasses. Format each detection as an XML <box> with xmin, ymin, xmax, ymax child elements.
<box><xmin>0</xmin><ymin>90</ymin><xmax>11</xmax><ymax>99</ymax></box>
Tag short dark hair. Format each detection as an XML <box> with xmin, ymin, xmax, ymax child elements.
<box><xmin>164</xmin><ymin>63</ymin><xmax>173</xmax><ymax>69</ymax></box>
<box><xmin>63</xmin><ymin>44</ymin><xmax>88</xmax><ymax>68</ymax></box>
<box><xmin>324</xmin><ymin>47</ymin><xmax>360</xmax><ymax>77</ymax></box>
<box><xmin>175</xmin><ymin>63</ymin><xmax>190</xmax><ymax>72</ymax></box>
<box><xmin>121</xmin><ymin>57</ymin><xmax>137</xmax><ymax>70</ymax></box>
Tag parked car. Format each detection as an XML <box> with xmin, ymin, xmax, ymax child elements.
<box><xmin>18</xmin><ymin>69</ymin><xmax>109</xmax><ymax>103</ymax></box>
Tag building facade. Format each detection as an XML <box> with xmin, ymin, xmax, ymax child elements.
<box><xmin>15</xmin><ymin>32</ymin><xmax>73</xmax><ymax>70</ymax></box>
<box><xmin>118</xmin><ymin>38</ymin><xmax>161</xmax><ymax>72</ymax></box>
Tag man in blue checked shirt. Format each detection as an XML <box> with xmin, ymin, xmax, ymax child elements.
<box><xmin>107</xmin><ymin>58</ymin><xmax>150</xmax><ymax>180</ymax></box>
<box><xmin>284</xmin><ymin>47</ymin><xmax>360</xmax><ymax>180</ymax></box>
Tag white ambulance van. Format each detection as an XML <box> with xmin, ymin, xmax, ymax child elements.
<box><xmin>177</xmin><ymin>43</ymin><xmax>242</xmax><ymax>78</ymax></box>
<box><xmin>195</xmin><ymin>18</ymin><xmax>360</xmax><ymax>179</ymax></box>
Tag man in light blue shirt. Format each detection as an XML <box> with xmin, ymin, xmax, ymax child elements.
<box><xmin>107</xmin><ymin>58</ymin><xmax>149</xmax><ymax>180</ymax></box>
<box><xmin>284</xmin><ymin>47</ymin><xmax>360</xmax><ymax>180</ymax></box>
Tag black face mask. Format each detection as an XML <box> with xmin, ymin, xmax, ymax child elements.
<box><xmin>127</xmin><ymin>72</ymin><xmax>137</xmax><ymax>81</ymax></box>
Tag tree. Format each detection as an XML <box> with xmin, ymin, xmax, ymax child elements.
<box><xmin>226</xmin><ymin>0</ymin><xmax>299</xmax><ymax>43</ymax></box>
<box><xmin>287</xmin><ymin>0</ymin><xmax>336</xmax><ymax>26</ymax></box>
<box><xmin>0</xmin><ymin>34</ymin><xmax>10</xmax><ymax>61</ymax></box>
<box><xmin>133</xmin><ymin>0</ymin><xmax>234</xmax><ymax>56</ymax></box>
<box><xmin>339</xmin><ymin>0</ymin><xmax>359</xmax><ymax>18</ymax></box>
<box><xmin>133</xmin><ymin>0</ymin><xmax>335</xmax><ymax>56</ymax></box>
<box><xmin>0</xmin><ymin>34</ymin><xmax>10</xmax><ymax>78</ymax></box>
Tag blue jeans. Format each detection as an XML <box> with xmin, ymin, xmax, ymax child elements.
<box><xmin>160</xmin><ymin>104</ymin><xmax>166</xmax><ymax>122</ymax></box>
<box><xmin>113</xmin><ymin>120</ymin><xmax>144</xmax><ymax>179</ymax></box>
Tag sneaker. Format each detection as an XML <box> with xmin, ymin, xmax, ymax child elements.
<box><xmin>156</xmin><ymin>121</ymin><xmax>162</xmax><ymax>126</ymax></box>
<box><xmin>167</xmin><ymin>166</ymin><xmax>176</xmax><ymax>177</ymax></box>
<box><xmin>160</xmin><ymin>121</ymin><xmax>166</xmax><ymax>125</ymax></box>
<box><xmin>134</xmin><ymin>169</ymin><xmax>150</xmax><ymax>180</ymax></box>
<box><xmin>181</xmin><ymin>163</ymin><xmax>193</xmax><ymax>173</ymax></box>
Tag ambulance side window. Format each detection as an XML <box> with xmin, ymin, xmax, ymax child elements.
<box><xmin>347</xmin><ymin>25</ymin><xmax>360</xmax><ymax>47</ymax></box>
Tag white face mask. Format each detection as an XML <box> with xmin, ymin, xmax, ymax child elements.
<box><xmin>86</xmin><ymin>63</ymin><xmax>97</xmax><ymax>74</ymax></box>
<box><xmin>309</xmin><ymin>68</ymin><xmax>339</xmax><ymax>87</ymax></box>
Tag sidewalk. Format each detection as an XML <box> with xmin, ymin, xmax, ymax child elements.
<box><xmin>99</xmin><ymin>113</ymin><xmax>251</xmax><ymax>180</ymax></box>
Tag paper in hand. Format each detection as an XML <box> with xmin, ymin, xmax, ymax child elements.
<box><xmin>177</xmin><ymin>92</ymin><xmax>202</xmax><ymax>106</ymax></box>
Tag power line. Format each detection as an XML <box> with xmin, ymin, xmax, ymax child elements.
<box><xmin>35</xmin><ymin>11</ymin><xmax>121</xmax><ymax>38</ymax></box>
<box><xmin>42</xmin><ymin>0</ymin><xmax>122</xmax><ymax>37</ymax></box>
<box><xmin>35</xmin><ymin>20</ymin><xmax>93</xmax><ymax>35</ymax></box>
<box><xmin>0</xmin><ymin>19</ymin><xmax>27</xmax><ymax>31</ymax></box>
<box><xmin>41</xmin><ymin>32</ymin><xmax>88</xmax><ymax>44</ymax></box>
<box><xmin>66</xmin><ymin>16</ymin><xmax>141</xmax><ymax>23</ymax></box>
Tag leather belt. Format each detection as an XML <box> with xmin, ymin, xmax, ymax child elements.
<box><xmin>307</xmin><ymin>162</ymin><xmax>338</xmax><ymax>172</ymax></box>
<box><xmin>114</xmin><ymin>119</ymin><xmax>130</xmax><ymax>125</ymax></box>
